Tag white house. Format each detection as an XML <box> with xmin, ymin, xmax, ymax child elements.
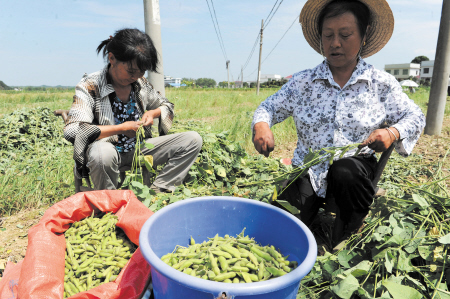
<box><xmin>384</xmin><ymin>63</ymin><xmax>420</xmax><ymax>80</ymax></box>
<box><xmin>420</xmin><ymin>60</ymin><xmax>434</xmax><ymax>83</ymax></box>
<box><xmin>164</xmin><ymin>75</ymin><xmax>182</xmax><ymax>87</ymax></box>
<box><xmin>259</xmin><ymin>74</ymin><xmax>282</xmax><ymax>84</ymax></box>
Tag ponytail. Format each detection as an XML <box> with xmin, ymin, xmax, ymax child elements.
<box><xmin>96</xmin><ymin>37</ymin><xmax>113</xmax><ymax>57</ymax></box>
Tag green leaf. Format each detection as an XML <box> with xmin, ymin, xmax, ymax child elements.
<box><xmin>142</xmin><ymin>197</ymin><xmax>152</xmax><ymax>208</ymax></box>
<box><xmin>438</xmin><ymin>233</ymin><xmax>450</xmax><ymax>244</ymax></box>
<box><xmin>183</xmin><ymin>188</ymin><xmax>192</xmax><ymax>197</ymax></box>
<box><xmin>337</xmin><ymin>250</ymin><xmax>360</xmax><ymax>269</ymax></box>
<box><xmin>376</xmin><ymin>235</ymin><xmax>403</xmax><ymax>249</ymax></box>
<box><xmin>418</xmin><ymin>245</ymin><xmax>436</xmax><ymax>262</ymax></box>
<box><xmin>169</xmin><ymin>196</ymin><xmax>181</xmax><ymax>204</ymax></box>
<box><xmin>382</xmin><ymin>280</ymin><xmax>422</xmax><ymax>299</ymax></box>
<box><xmin>144</xmin><ymin>142</ymin><xmax>155</xmax><ymax>150</ymax></box>
<box><xmin>275</xmin><ymin>200</ymin><xmax>299</xmax><ymax>214</ymax></box>
<box><xmin>215</xmin><ymin>165</ymin><xmax>227</xmax><ymax>178</ymax></box>
<box><xmin>16</xmin><ymin>224</ymin><xmax>24</xmax><ymax>229</ymax></box>
<box><xmin>143</xmin><ymin>155</ymin><xmax>154</xmax><ymax>172</ymax></box>
<box><xmin>330</xmin><ymin>274</ymin><xmax>359</xmax><ymax>299</ymax></box>
<box><xmin>396</xmin><ymin>251</ymin><xmax>414</xmax><ymax>272</ymax></box>
<box><xmin>385</xmin><ymin>251</ymin><xmax>394</xmax><ymax>273</ymax></box>
<box><xmin>412</xmin><ymin>193</ymin><xmax>429</xmax><ymax>207</ymax></box>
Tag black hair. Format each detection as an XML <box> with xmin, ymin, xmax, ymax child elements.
<box><xmin>318</xmin><ymin>0</ymin><xmax>371</xmax><ymax>39</ymax></box>
<box><xmin>96</xmin><ymin>28</ymin><xmax>159</xmax><ymax>73</ymax></box>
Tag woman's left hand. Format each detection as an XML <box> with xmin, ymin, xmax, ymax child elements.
<box><xmin>141</xmin><ymin>108</ymin><xmax>161</xmax><ymax>127</ymax></box>
<box><xmin>358</xmin><ymin>128</ymin><xmax>398</xmax><ymax>152</ymax></box>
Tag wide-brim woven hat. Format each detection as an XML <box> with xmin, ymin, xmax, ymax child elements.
<box><xmin>299</xmin><ymin>0</ymin><xmax>394</xmax><ymax>58</ymax></box>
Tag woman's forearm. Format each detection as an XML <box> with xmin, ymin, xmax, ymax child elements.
<box><xmin>97</xmin><ymin>124</ymin><xmax>126</xmax><ymax>140</ymax></box>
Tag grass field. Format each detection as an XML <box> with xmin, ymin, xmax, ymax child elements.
<box><xmin>0</xmin><ymin>86</ymin><xmax>446</xmax><ymax>217</ymax></box>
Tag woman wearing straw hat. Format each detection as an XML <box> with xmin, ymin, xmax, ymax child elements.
<box><xmin>252</xmin><ymin>0</ymin><xmax>425</xmax><ymax>250</ymax></box>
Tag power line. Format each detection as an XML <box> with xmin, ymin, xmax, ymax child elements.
<box><xmin>242</xmin><ymin>32</ymin><xmax>261</xmax><ymax>71</ymax></box>
<box><xmin>264</xmin><ymin>0</ymin><xmax>284</xmax><ymax>30</ymax></box>
<box><xmin>241</xmin><ymin>0</ymin><xmax>285</xmax><ymax>72</ymax></box>
<box><xmin>263</xmin><ymin>0</ymin><xmax>279</xmax><ymax>27</ymax></box>
<box><xmin>262</xmin><ymin>14</ymin><xmax>299</xmax><ymax>64</ymax></box>
<box><xmin>244</xmin><ymin>14</ymin><xmax>299</xmax><ymax>80</ymax></box>
<box><xmin>210</xmin><ymin>0</ymin><xmax>228</xmax><ymax>61</ymax></box>
<box><xmin>205</xmin><ymin>0</ymin><xmax>228</xmax><ymax>62</ymax></box>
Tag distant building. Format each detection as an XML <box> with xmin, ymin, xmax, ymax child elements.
<box><xmin>260</xmin><ymin>74</ymin><xmax>282</xmax><ymax>84</ymax></box>
<box><xmin>420</xmin><ymin>60</ymin><xmax>434</xmax><ymax>83</ymax></box>
<box><xmin>164</xmin><ymin>75</ymin><xmax>182</xmax><ymax>87</ymax></box>
<box><xmin>384</xmin><ymin>63</ymin><xmax>420</xmax><ymax>80</ymax></box>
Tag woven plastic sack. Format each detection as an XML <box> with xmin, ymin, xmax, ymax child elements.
<box><xmin>0</xmin><ymin>190</ymin><xmax>153</xmax><ymax>299</ymax></box>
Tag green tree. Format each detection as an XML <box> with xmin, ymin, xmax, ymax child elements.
<box><xmin>218</xmin><ymin>81</ymin><xmax>228</xmax><ymax>88</ymax></box>
<box><xmin>196</xmin><ymin>78</ymin><xmax>216</xmax><ymax>88</ymax></box>
<box><xmin>411</xmin><ymin>55</ymin><xmax>429</xmax><ymax>64</ymax></box>
<box><xmin>181</xmin><ymin>79</ymin><xmax>194</xmax><ymax>87</ymax></box>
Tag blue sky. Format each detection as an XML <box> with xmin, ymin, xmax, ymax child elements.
<box><xmin>0</xmin><ymin>0</ymin><xmax>444</xmax><ymax>86</ymax></box>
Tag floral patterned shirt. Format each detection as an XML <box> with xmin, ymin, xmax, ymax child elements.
<box><xmin>111</xmin><ymin>91</ymin><xmax>140</xmax><ymax>153</ymax></box>
<box><xmin>252</xmin><ymin>58</ymin><xmax>426</xmax><ymax>198</ymax></box>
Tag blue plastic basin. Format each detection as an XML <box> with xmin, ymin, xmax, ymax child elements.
<box><xmin>139</xmin><ymin>196</ymin><xmax>317</xmax><ymax>299</ymax></box>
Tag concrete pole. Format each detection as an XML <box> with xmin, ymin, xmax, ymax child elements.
<box><xmin>241</xmin><ymin>66</ymin><xmax>244</xmax><ymax>88</ymax></box>
<box><xmin>424</xmin><ymin>0</ymin><xmax>450</xmax><ymax>135</ymax></box>
<box><xmin>226</xmin><ymin>60</ymin><xmax>230</xmax><ymax>88</ymax></box>
<box><xmin>256</xmin><ymin>19</ymin><xmax>264</xmax><ymax>95</ymax></box>
<box><xmin>143</xmin><ymin>0</ymin><xmax>165</xmax><ymax>97</ymax></box>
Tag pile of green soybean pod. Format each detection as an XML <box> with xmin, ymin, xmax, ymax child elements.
<box><xmin>63</xmin><ymin>212</ymin><xmax>136</xmax><ymax>298</ymax></box>
<box><xmin>161</xmin><ymin>229</ymin><xmax>298</xmax><ymax>283</ymax></box>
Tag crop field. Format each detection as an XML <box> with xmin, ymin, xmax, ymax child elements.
<box><xmin>1</xmin><ymin>87</ymin><xmax>450</xmax><ymax>298</ymax></box>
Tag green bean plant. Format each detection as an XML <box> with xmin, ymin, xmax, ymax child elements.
<box><xmin>119</xmin><ymin>126</ymin><xmax>157</xmax><ymax>205</ymax></box>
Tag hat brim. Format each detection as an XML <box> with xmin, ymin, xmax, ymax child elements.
<box><xmin>299</xmin><ymin>0</ymin><xmax>394</xmax><ymax>58</ymax></box>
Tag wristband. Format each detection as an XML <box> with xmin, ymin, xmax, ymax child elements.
<box><xmin>385</xmin><ymin>127</ymin><xmax>398</xmax><ymax>142</ymax></box>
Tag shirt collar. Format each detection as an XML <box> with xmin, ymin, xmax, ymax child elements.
<box><xmin>99</xmin><ymin>64</ymin><xmax>115</xmax><ymax>99</ymax></box>
<box><xmin>99</xmin><ymin>64</ymin><xmax>142</xmax><ymax>99</ymax></box>
<box><xmin>312</xmin><ymin>58</ymin><xmax>372</xmax><ymax>89</ymax></box>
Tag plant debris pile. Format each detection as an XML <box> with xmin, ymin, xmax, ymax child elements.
<box><xmin>0</xmin><ymin>107</ymin><xmax>67</xmax><ymax>151</ymax></box>
<box><xmin>0</xmin><ymin>107</ymin><xmax>73</xmax><ymax>215</ymax></box>
<box><xmin>299</xmin><ymin>152</ymin><xmax>450</xmax><ymax>298</ymax></box>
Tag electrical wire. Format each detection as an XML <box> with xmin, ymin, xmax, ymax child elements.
<box><xmin>264</xmin><ymin>0</ymin><xmax>284</xmax><ymax>30</ymax></box>
<box><xmin>205</xmin><ymin>0</ymin><xmax>228</xmax><ymax>62</ymax></box>
<box><xmin>241</xmin><ymin>0</ymin><xmax>285</xmax><ymax>72</ymax></box>
<box><xmin>262</xmin><ymin>14</ymin><xmax>299</xmax><ymax>64</ymax></box>
<box><xmin>242</xmin><ymin>32</ymin><xmax>261</xmax><ymax>71</ymax></box>
<box><xmin>210</xmin><ymin>0</ymin><xmax>228</xmax><ymax>61</ymax></box>
<box><xmin>244</xmin><ymin>13</ymin><xmax>300</xmax><ymax>80</ymax></box>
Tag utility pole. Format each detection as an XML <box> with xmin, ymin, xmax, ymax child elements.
<box><xmin>241</xmin><ymin>66</ymin><xmax>244</xmax><ymax>88</ymax></box>
<box><xmin>226</xmin><ymin>60</ymin><xmax>230</xmax><ymax>88</ymax></box>
<box><xmin>425</xmin><ymin>0</ymin><xmax>450</xmax><ymax>135</ymax></box>
<box><xmin>256</xmin><ymin>19</ymin><xmax>264</xmax><ymax>95</ymax></box>
<box><xmin>143</xmin><ymin>0</ymin><xmax>165</xmax><ymax>97</ymax></box>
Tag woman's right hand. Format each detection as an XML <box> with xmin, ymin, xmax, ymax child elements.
<box><xmin>253</xmin><ymin>122</ymin><xmax>275</xmax><ymax>157</ymax></box>
<box><xmin>121</xmin><ymin>121</ymin><xmax>143</xmax><ymax>138</ymax></box>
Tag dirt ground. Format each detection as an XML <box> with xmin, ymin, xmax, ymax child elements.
<box><xmin>1</xmin><ymin>118</ymin><xmax>450</xmax><ymax>278</ymax></box>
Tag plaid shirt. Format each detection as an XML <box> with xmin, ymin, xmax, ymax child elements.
<box><xmin>64</xmin><ymin>65</ymin><xmax>174</xmax><ymax>177</ymax></box>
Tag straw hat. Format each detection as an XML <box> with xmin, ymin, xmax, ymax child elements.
<box><xmin>299</xmin><ymin>0</ymin><xmax>394</xmax><ymax>58</ymax></box>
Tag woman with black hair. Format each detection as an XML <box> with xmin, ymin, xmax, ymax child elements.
<box><xmin>252</xmin><ymin>0</ymin><xmax>425</xmax><ymax>250</ymax></box>
<box><xmin>64</xmin><ymin>28</ymin><xmax>202</xmax><ymax>193</ymax></box>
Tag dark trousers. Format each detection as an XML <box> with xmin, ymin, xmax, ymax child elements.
<box><xmin>274</xmin><ymin>155</ymin><xmax>377</xmax><ymax>243</ymax></box>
